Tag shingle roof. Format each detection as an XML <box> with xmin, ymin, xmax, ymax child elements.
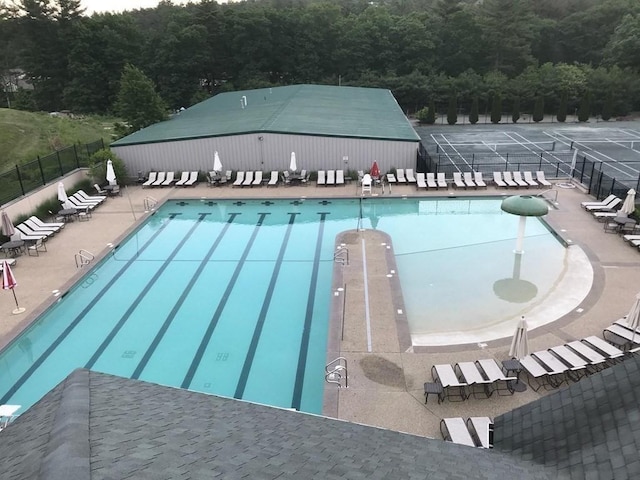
<box><xmin>495</xmin><ymin>355</ymin><xmax>640</xmax><ymax>479</ymax></box>
<box><xmin>111</xmin><ymin>84</ymin><xmax>420</xmax><ymax>147</ymax></box>
<box><xmin>0</xmin><ymin>369</ymin><xmax>551</xmax><ymax>480</ymax></box>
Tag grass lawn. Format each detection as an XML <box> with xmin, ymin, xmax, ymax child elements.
<box><xmin>0</xmin><ymin>109</ymin><xmax>119</xmax><ymax>172</ymax></box>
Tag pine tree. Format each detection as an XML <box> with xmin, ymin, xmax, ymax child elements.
<box><xmin>557</xmin><ymin>91</ymin><xmax>567</xmax><ymax>123</ymax></box>
<box><xmin>469</xmin><ymin>97</ymin><xmax>479</xmax><ymax>124</ymax></box>
<box><xmin>512</xmin><ymin>97</ymin><xmax>520</xmax><ymax>123</ymax></box>
<box><xmin>426</xmin><ymin>99</ymin><xmax>436</xmax><ymax>125</ymax></box>
<box><xmin>490</xmin><ymin>94</ymin><xmax>502</xmax><ymax>124</ymax></box>
<box><xmin>114</xmin><ymin>64</ymin><xmax>167</xmax><ymax>134</ymax></box>
<box><xmin>577</xmin><ymin>94</ymin><xmax>590</xmax><ymax>122</ymax></box>
<box><xmin>447</xmin><ymin>95</ymin><xmax>457</xmax><ymax>125</ymax></box>
<box><xmin>601</xmin><ymin>93</ymin><xmax>613</xmax><ymax>121</ymax></box>
<box><xmin>533</xmin><ymin>96</ymin><xmax>544</xmax><ymax>123</ymax></box>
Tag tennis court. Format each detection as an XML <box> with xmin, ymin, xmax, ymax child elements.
<box><xmin>416</xmin><ymin>122</ymin><xmax>640</xmax><ymax>191</ymax></box>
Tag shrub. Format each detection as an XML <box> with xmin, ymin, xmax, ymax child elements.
<box><xmin>447</xmin><ymin>96</ymin><xmax>457</xmax><ymax>125</ymax></box>
<box><xmin>88</xmin><ymin>149</ymin><xmax>129</xmax><ymax>185</ymax></box>
<box><xmin>557</xmin><ymin>92</ymin><xmax>568</xmax><ymax>123</ymax></box>
<box><xmin>533</xmin><ymin>96</ymin><xmax>544</xmax><ymax>122</ymax></box>
<box><xmin>469</xmin><ymin>97</ymin><xmax>479</xmax><ymax>124</ymax></box>
<box><xmin>512</xmin><ymin>98</ymin><xmax>520</xmax><ymax>123</ymax></box>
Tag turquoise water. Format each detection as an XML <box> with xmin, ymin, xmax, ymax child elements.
<box><xmin>0</xmin><ymin>197</ymin><xmax>563</xmax><ymax>415</ymax></box>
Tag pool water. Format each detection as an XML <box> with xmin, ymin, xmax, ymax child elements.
<box><xmin>0</xmin><ymin>197</ymin><xmax>571</xmax><ymax>415</ymax></box>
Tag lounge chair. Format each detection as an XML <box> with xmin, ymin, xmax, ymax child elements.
<box><xmin>174</xmin><ymin>171</ymin><xmax>190</xmax><ymax>186</ymax></box>
<box><xmin>29</xmin><ymin>216</ymin><xmax>64</xmax><ymax>230</ymax></box>
<box><xmin>23</xmin><ymin>218</ymin><xmax>59</xmax><ymax>235</ymax></box>
<box><xmin>316</xmin><ymin>170</ymin><xmax>326</xmax><ymax>186</ymax></box>
<box><xmin>70</xmin><ymin>193</ymin><xmax>100</xmax><ymax>206</ymax></box>
<box><xmin>536</xmin><ymin>171</ymin><xmax>552</xmax><ymax>187</ymax></box>
<box><xmin>474</xmin><ymin>359</ymin><xmax>516</xmax><ymax>396</ymax></box>
<box><xmin>94</xmin><ymin>184</ymin><xmax>107</xmax><ymax>195</ymax></box>
<box><xmin>386</xmin><ymin>173</ymin><xmax>397</xmax><ymax>183</ymax></box>
<box><xmin>523</xmin><ymin>171</ymin><xmax>539</xmax><ymax>187</ymax></box>
<box><xmin>151</xmin><ymin>172</ymin><xmax>166</xmax><ymax>187</ymax></box>
<box><xmin>582</xmin><ymin>336</ymin><xmax>625</xmax><ymax>364</ymax></box>
<box><xmin>184</xmin><ymin>171</ymin><xmax>198</xmax><ymax>186</ymax></box>
<box><xmin>453</xmin><ymin>172</ymin><xmax>465</xmax><ymax>189</ymax></box>
<box><xmin>336</xmin><ymin>169</ymin><xmax>345</xmax><ymax>186</ymax></box>
<box><xmin>584</xmin><ymin>197</ymin><xmax>622</xmax><ymax>211</ymax></box>
<box><xmin>519</xmin><ymin>354</ymin><xmax>566</xmax><ymax>391</ymax></box>
<box><xmin>426</xmin><ymin>173</ymin><xmax>438</xmax><ymax>189</ymax></box>
<box><xmin>431</xmin><ymin>364</ymin><xmax>467</xmax><ymax>402</ymax></box>
<box><xmin>463</xmin><ymin>172</ymin><xmax>476</xmax><ymax>189</ymax></box>
<box><xmin>592</xmin><ymin>211</ymin><xmax>619</xmax><ymax>221</ymax></box>
<box><xmin>474</xmin><ymin>172</ymin><xmax>487</xmax><ymax>188</ymax></box>
<box><xmin>326</xmin><ymin>170</ymin><xmax>335</xmax><ymax>186</ymax></box>
<box><xmin>512</xmin><ymin>171</ymin><xmax>529</xmax><ymax>188</ymax></box>
<box><xmin>76</xmin><ymin>190</ymin><xmax>106</xmax><ymax>203</ymax></box>
<box><xmin>396</xmin><ymin>169</ymin><xmax>407</xmax><ymax>183</ymax></box>
<box><xmin>220</xmin><ymin>170</ymin><xmax>232</xmax><ymax>185</ymax></box>
<box><xmin>454</xmin><ymin>362</ymin><xmax>492</xmax><ymax>399</ymax></box>
<box><xmin>581</xmin><ymin>194</ymin><xmax>618</xmax><ymax>208</ymax></box>
<box><xmin>65</xmin><ymin>197</ymin><xmax>97</xmax><ymax>210</ymax></box>
<box><xmin>466</xmin><ymin>417</ymin><xmax>492</xmax><ymax>449</ymax></box>
<box><xmin>565</xmin><ymin>340</ymin><xmax>608</xmax><ymax>371</ymax></box>
<box><xmin>502</xmin><ymin>171</ymin><xmax>518</xmax><ymax>188</ymax></box>
<box><xmin>15</xmin><ymin>224</ymin><xmax>50</xmax><ymax>240</ymax></box>
<box><xmin>252</xmin><ymin>171</ymin><xmax>263</xmax><ymax>187</ymax></box>
<box><xmin>493</xmin><ymin>172</ymin><xmax>507</xmax><ymax>188</ymax></box>
<box><xmin>405</xmin><ymin>169</ymin><xmax>416</xmax><ymax>183</ymax></box>
<box><xmin>436</xmin><ymin>172</ymin><xmax>447</xmax><ymax>189</ymax></box>
<box><xmin>232</xmin><ymin>171</ymin><xmax>245</xmax><ymax>187</ymax></box>
<box><xmin>142</xmin><ymin>172</ymin><xmax>158</xmax><ymax>188</ymax></box>
<box><xmin>361</xmin><ymin>174</ymin><xmax>372</xmax><ymax>195</ymax></box>
<box><xmin>416</xmin><ymin>172</ymin><xmax>427</xmax><ymax>189</ymax></box>
<box><xmin>242</xmin><ymin>171</ymin><xmax>254</xmax><ymax>187</ymax></box>
<box><xmin>160</xmin><ymin>171</ymin><xmax>175</xmax><ymax>186</ymax></box>
<box><xmin>267</xmin><ymin>171</ymin><xmax>279</xmax><ymax>187</ymax></box>
<box><xmin>533</xmin><ymin>350</ymin><xmax>575</xmax><ymax>381</ymax></box>
<box><xmin>11</xmin><ymin>231</ymin><xmax>44</xmax><ymax>242</ymax></box>
<box><xmin>603</xmin><ymin>320</ymin><xmax>640</xmax><ymax>348</ymax></box>
<box><xmin>27</xmin><ymin>237</ymin><xmax>47</xmax><ymax>256</ymax></box>
<box><xmin>548</xmin><ymin>346</ymin><xmax>589</xmax><ymax>381</ymax></box>
<box><xmin>440</xmin><ymin>418</ymin><xmax>476</xmax><ymax>447</ymax></box>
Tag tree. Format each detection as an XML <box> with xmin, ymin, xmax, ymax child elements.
<box><xmin>603</xmin><ymin>13</ymin><xmax>640</xmax><ymax>68</ymax></box>
<box><xmin>469</xmin><ymin>96</ymin><xmax>479</xmax><ymax>124</ymax></box>
<box><xmin>490</xmin><ymin>94</ymin><xmax>502</xmax><ymax>123</ymax></box>
<box><xmin>533</xmin><ymin>96</ymin><xmax>544</xmax><ymax>122</ymax></box>
<box><xmin>577</xmin><ymin>93</ymin><xmax>590</xmax><ymax>122</ymax></box>
<box><xmin>114</xmin><ymin>64</ymin><xmax>167</xmax><ymax>134</ymax></box>
<box><xmin>512</xmin><ymin>97</ymin><xmax>520</xmax><ymax>123</ymax></box>
<box><xmin>557</xmin><ymin>91</ymin><xmax>567</xmax><ymax>122</ymax></box>
<box><xmin>447</xmin><ymin>94</ymin><xmax>457</xmax><ymax>125</ymax></box>
<box><xmin>426</xmin><ymin>98</ymin><xmax>436</xmax><ymax>124</ymax></box>
<box><xmin>601</xmin><ymin>92</ymin><xmax>613</xmax><ymax>121</ymax></box>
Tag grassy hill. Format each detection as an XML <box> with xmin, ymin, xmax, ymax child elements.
<box><xmin>0</xmin><ymin>109</ymin><xmax>119</xmax><ymax>172</ymax></box>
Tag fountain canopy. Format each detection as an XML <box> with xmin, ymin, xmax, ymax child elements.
<box><xmin>501</xmin><ymin>195</ymin><xmax>548</xmax><ymax>217</ymax></box>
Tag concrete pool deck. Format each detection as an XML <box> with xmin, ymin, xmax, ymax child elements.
<box><xmin>1</xmin><ymin>180</ymin><xmax>639</xmax><ymax>440</ymax></box>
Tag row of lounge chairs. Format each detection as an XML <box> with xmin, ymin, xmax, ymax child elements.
<box><xmin>412</xmin><ymin>171</ymin><xmax>551</xmax><ymax>190</ymax></box>
<box><xmin>232</xmin><ymin>171</ymin><xmax>266</xmax><ymax>187</ymax></box>
<box><xmin>492</xmin><ymin>171</ymin><xmax>552</xmax><ymax>188</ymax></box>
<box><xmin>317</xmin><ymin>170</ymin><xmax>345</xmax><ymax>186</ymax></box>
<box><xmin>386</xmin><ymin>168</ymin><xmax>417</xmax><ymax>184</ymax></box>
<box><xmin>142</xmin><ymin>171</ymin><xmax>198</xmax><ymax>188</ymax></box>
<box><xmin>440</xmin><ymin>417</ymin><xmax>492</xmax><ymax>449</ymax></box>
<box><xmin>582</xmin><ymin>195</ymin><xmax>640</xmax><ymax>248</ymax></box>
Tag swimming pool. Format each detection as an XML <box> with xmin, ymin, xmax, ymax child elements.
<box><xmin>0</xmin><ymin>197</ymin><xmax>581</xmax><ymax>415</ymax></box>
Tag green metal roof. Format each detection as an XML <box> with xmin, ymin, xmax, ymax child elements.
<box><xmin>111</xmin><ymin>84</ymin><xmax>420</xmax><ymax>147</ymax></box>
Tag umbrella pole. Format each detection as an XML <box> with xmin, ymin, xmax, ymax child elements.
<box><xmin>10</xmin><ymin>288</ymin><xmax>25</xmax><ymax>315</ymax></box>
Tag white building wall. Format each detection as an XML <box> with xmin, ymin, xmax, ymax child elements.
<box><xmin>112</xmin><ymin>133</ymin><xmax>418</xmax><ymax>177</ymax></box>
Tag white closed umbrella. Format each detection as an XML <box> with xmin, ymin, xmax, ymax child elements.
<box><xmin>509</xmin><ymin>317</ymin><xmax>529</xmax><ymax>360</ymax></box>
<box><xmin>289</xmin><ymin>152</ymin><xmax>297</xmax><ymax>173</ymax></box>
<box><xmin>1</xmin><ymin>210</ymin><xmax>15</xmax><ymax>237</ymax></box>
<box><xmin>213</xmin><ymin>151</ymin><xmax>223</xmax><ymax>173</ymax></box>
<box><xmin>106</xmin><ymin>159</ymin><xmax>117</xmax><ymax>185</ymax></box>
<box><xmin>57</xmin><ymin>182</ymin><xmax>68</xmax><ymax>204</ymax></box>
<box><xmin>625</xmin><ymin>292</ymin><xmax>640</xmax><ymax>344</ymax></box>
<box><xmin>621</xmin><ymin>189</ymin><xmax>636</xmax><ymax>216</ymax></box>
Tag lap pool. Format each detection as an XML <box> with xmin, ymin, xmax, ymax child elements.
<box><xmin>0</xmin><ymin>196</ymin><xmax>585</xmax><ymax>415</ymax></box>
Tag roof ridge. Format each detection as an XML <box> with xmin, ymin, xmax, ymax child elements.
<box><xmin>37</xmin><ymin>368</ymin><xmax>91</xmax><ymax>480</ymax></box>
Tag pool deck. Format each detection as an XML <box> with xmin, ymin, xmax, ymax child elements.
<box><xmin>2</xmin><ymin>180</ymin><xmax>639</xmax><ymax>440</ymax></box>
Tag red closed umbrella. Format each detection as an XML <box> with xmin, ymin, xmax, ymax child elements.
<box><xmin>370</xmin><ymin>161</ymin><xmax>380</xmax><ymax>179</ymax></box>
<box><xmin>2</xmin><ymin>259</ymin><xmax>25</xmax><ymax>314</ymax></box>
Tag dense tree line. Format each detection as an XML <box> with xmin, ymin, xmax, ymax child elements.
<box><xmin>1</xmin><ymin>0</ymin><xmax>639</xmax><ymax>120</ymax></box>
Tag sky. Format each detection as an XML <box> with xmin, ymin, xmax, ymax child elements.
<box><xmin>81</xmin><ymin>0</ymin><xmax>203</xmax><ymax>15</ymax></box>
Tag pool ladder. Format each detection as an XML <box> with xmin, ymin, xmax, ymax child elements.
<box><xmin>325</xmin><ymin>357</ymin><xmax>348</xmax><ymax>388</ymax></box>
<box><xmin>144</xmin><ymin>196</ymin><xmax>158</xmax><ymax>212</ymax></box>
<box><xmin>75</xmin><ymin>249</ymin><xmax>94</xmax><ymax>268</ymax></box>
<box><xmin>334</xmin><ymin>246</ymin><xmax>349</xmax><ymax>266</ymax></box>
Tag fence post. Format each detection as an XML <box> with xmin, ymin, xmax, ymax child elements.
<box><xmin>74</xmin><ymin>144</ymin><xmax>80</xmax><ymax>169</ymax></box>
<box><xmin>56</xmin><ymin>150</ymin><xmax>63</xmax><ymax>176</ymax></box>
<box><xmin>37</xmin><ymin>155</ymin><xmax>45</xmax><ymax>185</ymax></box>
<box><xmin>15</xmin><ymin>165</ymin><xmax>25</xmax><ymax>196</ymax></box>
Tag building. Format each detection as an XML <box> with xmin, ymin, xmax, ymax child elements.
<box><xmin>111</xmin><ymin>84</ymin><xmax>421</xmax><ymax>176</ymax></box>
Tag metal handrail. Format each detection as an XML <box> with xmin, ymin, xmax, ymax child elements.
<box><xmin>325</xmin><ymin>357</ymin><xmax>348</xmax><ymax>388</ymax></box>
<box><xmin>75</xmin><ymin>249</ymin><xmax>94</xmax><ymax>268</ymax></box>
<box><xmin>334</xmin><ymin>247</ymin><xmax>349</xmax><ymax>266</ymax></box>
<box><xmin>537</xmin><ymin>188</ymin><xmax>558</xmax><ymax>205</ymax></box>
